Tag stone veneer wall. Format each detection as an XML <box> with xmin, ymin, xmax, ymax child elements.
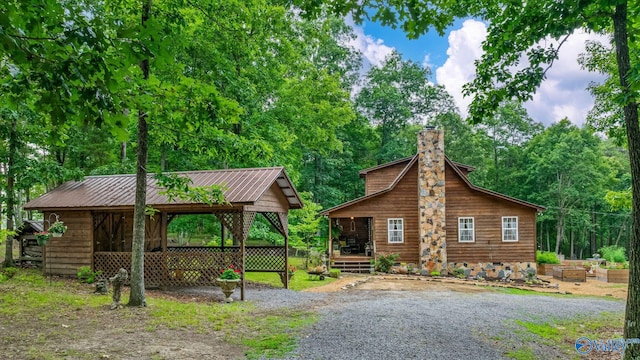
<box><xmin>418</xmin><ymin>128</ymin><xmax>447</xmax><ymax>274</ymax></box>
<box><xmin>446</xmin><ymin>262</ymin><xmax>538</xmax><ymax>280</ymax></box>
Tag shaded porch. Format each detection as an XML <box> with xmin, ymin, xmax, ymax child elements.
<box><xmin>329</xmin><ymin>217</ymin><xmax>373</xmax><ymax>258</ymax></box>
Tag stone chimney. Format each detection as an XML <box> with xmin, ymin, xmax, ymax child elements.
<box><xmin>418</xmin><ymin>127</ymin><xmax>447</xmax><ymax>274</ymax></box>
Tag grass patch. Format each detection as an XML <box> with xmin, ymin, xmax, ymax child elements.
<box><xmin>0</xmin><ymin>268</ymin><xmax>316</xmax><ymax>359</ymax></box>
<box><xmin>245</xmin><ymin>256</ymin><xmax>336</xmax><ymax>291</ymax></box>
<box><xmin>245</xmin><ymin>270</ymin><xmax>336</xmax><ymax>291</ymax></box>
<box><xmin>506</xmin><ymin>347</ymin><xmax>537</xmax><ymax>360</ymax></box>
<box><xmin>512</xmin><ymin>312</ymin><xmax>624</xmax><ymax>358</ymax></box>
<box><xmin>487</xmin><ymin>286</ymin><xmax>621</xmax><ymax>301</ymax></box>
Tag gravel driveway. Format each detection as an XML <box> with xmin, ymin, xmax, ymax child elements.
<box><xmin>178</xmin><ymin>279</ymin><xmax>626</xmax><ymax>359</ymax></box>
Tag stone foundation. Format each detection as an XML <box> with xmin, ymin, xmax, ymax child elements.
<box><xmin>446</xmin><ymin>262</ymin><xmax>537</xmax><ymax>280</ymax></box>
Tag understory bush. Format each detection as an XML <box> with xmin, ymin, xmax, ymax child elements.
<box><xmin>77</xmin><ymin>266</ymin><xmax>102</xmax><ymax>284</ymax></box>
<box><xmin>329</xmin><ymin>269</ymin><xmax>341</xmax><ymax>278</ymax></box>
<box><xmin>536</xmin><ymin>250</ymin><xmax>560</xmax><ymax>264</ymax></box>
<box><xmin>451</xmin><ymin>267</ymin><xmax>465</xmax><ymax>278</ymax></box>
<box><xmin>598</xmin><ymin>245</ymin><xmax>627</xmax><ymax>263</ymax></box>
<box><xmin>375</xmin><ymin>253</ymin><xmax>399</xmax><ymax>273</ymax></box>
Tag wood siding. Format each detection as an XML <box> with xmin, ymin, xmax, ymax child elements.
<box><xmin>364</xmin><ymin>162</ymin><xmax>408</xmax><ymax>195</ymax></box>
<box><xmin>44</xmin><ymin>211</ymin><xmax>93</xmax><ymax>276</ymax></box>
<box><xmin>332</xmin><ymin>163</ymin><xmax>420</xmax><ymax>263</ymax></box>
<box><xmin>245</xmin><ymin>183</ymin><xmax>289</xmax><ymax>213</ymax></box>
<box><xmin>445</xmin><ymin>166</ymin><xmax>537</xmax><ymax>263</ymax></box>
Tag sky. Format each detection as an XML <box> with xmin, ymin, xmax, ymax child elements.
<box><xmin>346</xmin><ymin>17</ymin><xmax>610</xmax><ymax>127</ymax></box>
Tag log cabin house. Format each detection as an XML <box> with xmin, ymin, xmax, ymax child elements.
<box><xmin>322</xmin><ymin>127</ymin><xmax>545</xmax><ymax>278</ymax></box>
<box><xmin>23</xmin><ymin>167</ymin><xmax>302</xmax><ymax>299</ymax></box>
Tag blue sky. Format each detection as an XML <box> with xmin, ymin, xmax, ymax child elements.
<box><xmin>360</xmin><ymin>18</ymin><xmax>468</xmax><ymax>75</ymax></box>
<box><xmin>348</xmin><ymin>18</ymin><xmax>609</xmax><ymax>127</ymax></box>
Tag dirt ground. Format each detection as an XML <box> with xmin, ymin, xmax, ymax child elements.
<box><xmin>304</xmin><ymin>273</ymin><xmax>629</xmax><ymax>300</ymax></box>
<box><xmin>1</xmin><ymin>272</ymin><xmax>627</xmax><ymax>360</ymax></box>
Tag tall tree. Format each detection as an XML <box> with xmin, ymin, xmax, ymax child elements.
<box><xmin>522</xmin><ymin>121</ymin><xmax>609</xmax><ymax>254</ymax></box>
<box><xmin>356</xmin><ymin>50</ymin><xmax>456</xmax><ymax>163</ymax></box>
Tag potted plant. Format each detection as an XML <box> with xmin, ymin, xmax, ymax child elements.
<box><xmin>217</xmin><ymin>265</ymin><xmax>241</xmax><ymax>302</ymax></box>
<box><xmin>35</xmin><ymin>232</ymin><xmax>50</xmax><ymax>246</ymax></box>
<box><xmin>279</xmin><ymin>265</ymin><xmax>296</xmax><ymax>285</ymax></box>
<box><xmin>48</xmin><ymin>220</ymin><xmax>67</xmax><ymax>237</ymax></box>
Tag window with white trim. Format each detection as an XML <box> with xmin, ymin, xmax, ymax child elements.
<box><xmin>458</xmin><ymin>217</ymin><xmax>475</xmax><ymax>242</ymax></box>
<box><xmin>502</xmin><ymin>216</ymin><xmax>518</xmax><ymax>242</ymax></box>
<box><xmin>388</xmin><ymin>218</ymin><xmax>404</xmax><ymax>243</ymax></box>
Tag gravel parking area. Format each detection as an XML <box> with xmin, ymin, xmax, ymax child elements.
<box><xmin>178</xmin><ymin>278</ymin><xmax>625</xmax><ymax>359</ymax></box>
<box><xmin>285</xmin><ymin>288</ymin><xmax>624</xmax><ymax>359</ymax></box>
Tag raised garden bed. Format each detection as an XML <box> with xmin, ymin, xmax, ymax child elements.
<box><xmin>538</xmin><ymin>263</ymin><xmax>560</xmax><ymax>276</ymax></box>
<box><xmin>595</xmin><ymin>267</ymin><xmax>629</xmax><ymax>284</ymax></box>
<box><xmin>553</xmin><ymin>266</ymin><xmax>586</xmax><ymax>282</ymax></box>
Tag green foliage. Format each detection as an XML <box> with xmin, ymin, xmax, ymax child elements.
<box><xmin>1</xmin><ymin>267</ymin><xmax>18</xmax><ymax>280</ymax></box>
<box><xmin>77</xmin><ymin>267</ymin><xmax>102</xmax><ymax>284</ymax></box>
<box><xmin>598</xmin><ymin>245</ymin><xmax>627</xmax><ymax>263</ymax></box>
<box><xmin>219</xmin><ymin>266</ymin><xmax>241</xmax><ymax>280</ymax></box>
<box><xmin>289</xmin><ymin>192</ymin><xmax>324</xmax><ymax>252</ymax></box>
<box><xmin>48</xmin><ymin>221</ymin><xmax>67</xmax><ymax>235</ymax></box>
<box><xmin>329</xmin><ymin>269</ymin><xmax>341</xmax><ymax>278</ymax></box>
<box><xmin>451</xmin><ymin>267</ymin><xmax>465</xmax><ymax>279</ymax></box>
<box><xmin>375</xmin><ymin>253</ymin><xmax>399</xmax><ymax>273</ymax></box>
<box><xmin>156</xmin><ymin>173</ymin><xmax>228</xmax><ymax>206</ymax></box>
<box><xmin>356</xmin><ymin>50</ymin><xmax>456</xmax><ymax>163</ymax></box>
<box><xmin>536</xmin><ymin>251</ymin><xmax>560</xmax><ymax>265</ymax></box>
<box><xmin>430</xmin><ymin>271</ymin><xmax>441</xmax><ymax>277</ymax></box>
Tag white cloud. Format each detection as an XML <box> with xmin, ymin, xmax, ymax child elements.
<box><xmin>344</xmin><ymin>16</ymin><xmax>394</xmax><ymax>69</ymax></box>
<box><xmin>435</xmin><ymin>19</ymin><xmax>487</xmax><ymax>117</ymax></box>
<box><xmin>422</xmin><ymin>54</ymin><xmax>433</xmax><ymax>70</ymax></box>
<box><xmin>436</xmin><ymin>21</ymin><xmax>608</xmax><ymax>126</ymax></box>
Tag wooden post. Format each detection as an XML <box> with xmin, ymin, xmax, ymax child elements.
<box><xmin>240</xmin><ymin>225</ymin><xmax>245</xmax><ymax>301</ymax></box>
<box><xmin>284</xmin><ymin>232</ymin><xmax>289</xmax><ymax>289</ymax></box>
<box><xmin>328</xmin><ymin>218</ymin><xmax>332</xmax><ymax>260</ymax></box>
<box><xmin>161</xmin><ymin>212</ymin><xmax>168</xmax><ymax>290</ymax></box>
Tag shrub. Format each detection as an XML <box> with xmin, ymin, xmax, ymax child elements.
<box><xmin>2</xmin><ymin>267</ymin><xmax>18</xmax><ymax>279</ymax></box>
<box><xmin>329</xmin><ymin>269</ymin><xmax>341</xmax><ymax>278</ymax></box>
<box><xmin>375</xmin><ymin>253</ymin><xmax>399</xmax><ymax>273</ymax></box>
<box><xmin>430</xmin><ymin>271</ymin><xmax>441</xmax><ymax>276</ymax></box>
<box><xmin>77</xmin><ymin>266</ymin><xmax>102</xmax><ymax>284</ymax></box>
<box><xmin>599</xmin><ymin>245</ymin><xmax>627</xmax><ymax>263</ymax></box>
<box><xmin>536</xmin><ymin>251</ymin><xmax>560</xmax><ymax>264</ymax></box>
<box><xmin>451</xmin><ymin>267</ymin><xmax>465</xmax><ymax>279</ymax></box>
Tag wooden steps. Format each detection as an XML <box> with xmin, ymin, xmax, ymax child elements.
<box><xmin>331</xmin><ymin>256</ymin><xmax>373</xmax><ymax>274</ymax></box>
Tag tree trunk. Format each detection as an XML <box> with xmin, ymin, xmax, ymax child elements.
<box><xmin>590</xmin><ymin>208</ymin><xmax>597</xmax><ymax>256</ymax></box>
<box><xmin>613</xmin><ymin>3</ymin><xmax>640</xmax><ymax>358</ymax></box>
<box><xmin>615</xmin><ymin>216</ymin><xmax>626</xmax><ymax>247</ymax></box>
<box><xmin>570</xmin><ymin>227</ymin><xmax>575</xmax><ymax>260</ymax></box>
<box><xmin>3</xmin><ymin>118</ymin><xmax>17</xmax><ymax>268</ymax></box>
<box><xmin>120</xmin><ymin>142</ymin><xmax>127</xmax><ymax>163</ymax></box>
<box><xmin>546</xmin><ymin>226</ymin><xmax>550</xmax><ymax>252</ymax></box>
<box><xmin>555</xmin><ymin>212</ymin><xmax>565</xmax><ymax>255</ymax></box>
<box><xmin>128</xmin><ymin>0</ymin><xmax>152</xmax><ymax>307</ymax></box>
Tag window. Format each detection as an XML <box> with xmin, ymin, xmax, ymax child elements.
<box><xmin>388</xmin><ymin>218</ymin><xmax>404</xmax><ymax>243</ymax></box>
<box><xmin>458</xmin><ymin>217</ymin><xmax>475</xmax><ymax>242</ymax></box>
<box><xmin>502</xmin><ymin>216</ymin><xmax>518</xmax><ymax>242</ymax></box>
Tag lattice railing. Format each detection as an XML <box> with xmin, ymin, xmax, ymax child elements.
<box><xmin>245</xmin><ymin>246</ymin><xmax>286</xmax><ymax>272</ymax></box>
<box><xmin>94</xmin><ymin>245</ymin><xmax>285</xmax><ymax>287</ymax></box>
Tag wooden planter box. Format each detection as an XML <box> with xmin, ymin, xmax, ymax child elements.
<box><xmin>538</xmin><ymin>263</ymin><xmax>560</xmax><ymax>276</ymax></box>
<box><xmin>595</xmin><ymin>267</ymin><xmax>629</xmax><ymax>283</ymax></box>
<box><xmin>553</xmin><ymin>266</ymin><xmax>586</xmax><ymax>282</ymax></box>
